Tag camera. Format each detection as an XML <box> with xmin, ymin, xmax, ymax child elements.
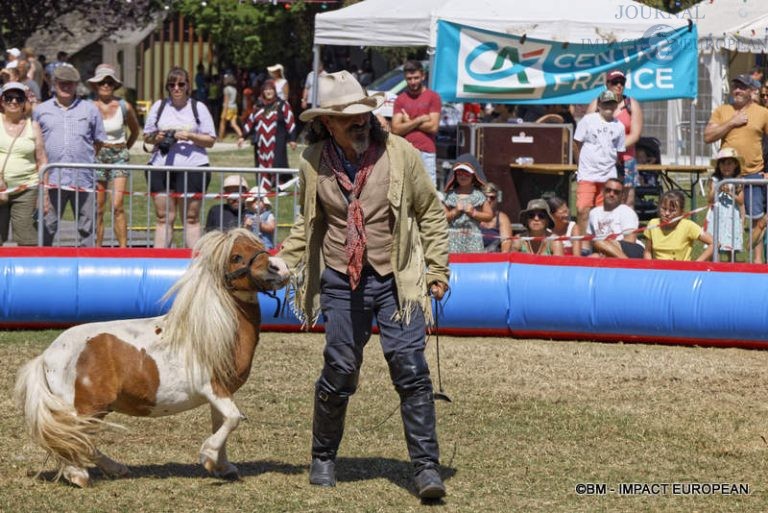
<box><xmin>156</xmin><ymin>130</ymin><xmax>177</xmax><ymax>155</ymax></box>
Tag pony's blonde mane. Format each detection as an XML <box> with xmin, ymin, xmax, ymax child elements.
<box><xmin>162</xmin><ymin>229</ymin><xmax>261</xmax><ymax>385</ymax></box>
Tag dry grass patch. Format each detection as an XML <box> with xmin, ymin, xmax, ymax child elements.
<box><xmin>2</xmin><ymin>331</ymin><xmax>767</xmax><ymax>512</ymax></box>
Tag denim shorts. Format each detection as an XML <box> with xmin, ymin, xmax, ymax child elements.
<box><xmin>744</xmin><ymin>173</ymin><xmax>767</xmax><ymax>219</ymax></box>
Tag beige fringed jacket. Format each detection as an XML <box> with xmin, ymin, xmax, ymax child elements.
<box><xmin>278</xmin><ymin>134</ymin><xmax>450</xmax><ymax>327</ymax></box>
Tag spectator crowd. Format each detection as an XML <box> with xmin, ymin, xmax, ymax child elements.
<box><xmin>1</xmin><ymin>43</ymin><xmax>766</xmax><ymax>262</ymax></box>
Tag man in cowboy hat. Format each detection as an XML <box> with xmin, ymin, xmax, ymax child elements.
<box><xmin>278</xmin><ymin>70</ymin><xmax>450</xmax><ymax>500</ymax></box>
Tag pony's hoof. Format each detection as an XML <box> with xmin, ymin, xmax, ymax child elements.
<box><xmin>215</xmin><ymin>462</ymin><xmax>241</xmax><ymax>480</ymax></box>
<box><xmin>63</xmin><ymin>466</ymin><xmax>91</xmax><ymax>488</ymax></box>
<box><xmin>202</xmin><ymin>457</ymin><xmax>240</xmax><ymax>480</ymax></box>
<box><xmin>65</xmin><ymin>473</ymin><xmax>92</xmax><ymax>488</ymax></box>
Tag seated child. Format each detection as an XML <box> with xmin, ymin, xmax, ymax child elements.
<box><xmin>643</xmin><ymin>190</ymin><xmax>714</xmax><ymax>261</ymax></box>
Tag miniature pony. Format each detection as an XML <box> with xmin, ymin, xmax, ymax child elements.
<box><xmin>15</xmin><ymin>228</ymin><xmax>290</xmax><ymax>487</ymax></box>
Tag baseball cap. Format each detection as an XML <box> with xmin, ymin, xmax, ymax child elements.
<box><xmin>598</xmin><ymin>90</ymin><xmax>620</xmax><ymax>104</ymax></box>
<box><xmin>5</xmin><ymin>48</ymin><xmax>20</xmax><ymax>58</ymax></box>
<box><xmin>1</xmin><ymin>81</ymin><xmax>27</xmax><ymax>95</ymax></box>
<box><xmin>53</xmin><ymin>64</ymin><xmax>81</xmax><ymax>82</ymax></box>
<box><xmin>732</xmin><ymin>73</ymin><xmax>760</xmax><ymax>90</ymax></box>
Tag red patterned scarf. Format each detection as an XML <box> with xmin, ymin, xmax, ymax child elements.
<box><xmin>321</xmin><ymin>140</ymin><xmax>380</xmax><ymax>290</ymax></box>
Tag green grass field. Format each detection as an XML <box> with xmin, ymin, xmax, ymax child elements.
<box><xmin>3</xmin><ymin>330</ymin><xmax>767</xmax><ymax>512</ymax></box>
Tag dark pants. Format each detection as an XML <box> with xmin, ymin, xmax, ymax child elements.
<box><xmin>313</xmin><ymin>267</ymin><xmax>440</xmax><ymax>472</ymax></box>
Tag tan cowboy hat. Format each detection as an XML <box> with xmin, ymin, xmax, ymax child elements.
<box><xmin>267</xmin><ymin>63</ymin><xmax>284</xmax><ymax>75</ymax></box>
<box><xmin>87</xmin><ymin>64</ymin><xmax>123</xmax><ymax>88</ymax></box>
<box><xmin>710</xmin><ymin>147</ymin><xmax>745</xmax><ymax>170</ymax></box>
<box><xmin>299</xmin><ymin>70</ymin><xmax>385</xmax><ymax>122</ymax></box>
<box><xmin>519</xmin><ymin>198</ymin><xmax>554</xmax><ymax>226</ymax></box>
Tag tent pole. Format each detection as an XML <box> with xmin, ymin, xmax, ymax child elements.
<box><xmin>427</xmin><ymin>46</ymin><xmax>436</xmax><ymax>90</ymax></box>
<box><xmin>690</xmin><ymin>100</ymin><xmax>696</xmax><ymax>166</ymax></box>
<box><xmin>312</xmin><ymin>44</ymin><xmax>321</xmax><ymax>106</ymax></box>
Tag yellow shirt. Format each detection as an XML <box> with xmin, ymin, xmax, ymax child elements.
<box><xmin>708</xmin><ymin>102</ymin><xmax>768</xmax><ymax>175</ymax></box>
<box><xmin>0</xmin><ymin>115</ymin><xmax>38</xmax><ymax>188</ymax></box>
<box><xmin>643</xmin><ymin>218</ymin><xmax>702</xmax><ymax>261</ymax></box>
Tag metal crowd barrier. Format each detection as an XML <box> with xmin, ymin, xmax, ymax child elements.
<box><xmin>35</xmin><ymin>163</ymin><xmax>299</xmax><ymax>248</ymax></box>
<box><xmin>710</xmin><ymin>177</ymin><xmax>768</xmax><ymax>263</ymax></box>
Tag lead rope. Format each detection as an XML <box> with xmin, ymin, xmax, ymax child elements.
<box><xmin>431</xmin><ymin>290</ymin><xmax>452</xmax><ymax>403</ymax></box>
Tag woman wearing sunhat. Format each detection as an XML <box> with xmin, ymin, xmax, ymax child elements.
<box><xmin>267</xmin><ymin>63</ymin><xmax>289</xmax><ymax>101</ymax></box>
<box><xmin>511</xmin><ymin>198</ymin><xmax>564</xmax><ymax>255</ymax></box>
<box><xmin>0</xmin><ymin>81</ymin><xmax>47</xmax><ymax>246</ymax></box>
<box><xmin>88</xmin><ymin>64</ymin><xmax>140</xmax><ymax>247</ymax></box>
<box><xmin>443</xmin><ymin>153</ymin><xmax>493</xmax><ymax>253</ymax></box>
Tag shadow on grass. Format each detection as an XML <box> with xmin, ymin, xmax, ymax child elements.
<box><xmin>35</xmin><ymin>459</ymin><xmax>304</xmax><ymax>486</ymax></box>
<box><xmin>334</xmin><ymin>456</ymin><xmax>456</xmax><ymax>503</ymax></box>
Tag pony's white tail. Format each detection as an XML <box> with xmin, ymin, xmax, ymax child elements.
<box><xmin>14</xmin><ymin>355</ymin><xmax>102</xmax><ymax>474</ymax></box>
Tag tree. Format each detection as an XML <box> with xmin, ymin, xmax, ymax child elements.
<box><xmin>0</xmin><ymin>0</ymin><xmax>164</xmax><ymax>50</ymax></box>
<box><xmin>174</xmin><ymin>0</ymin><xmax>329</xmax><ymax>73</ymax></box>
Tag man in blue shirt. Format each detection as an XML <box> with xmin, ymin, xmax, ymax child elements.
<box><xmin>33</xmin><ymin>65</ymin><xmax>105</xmax><ymax>246</ymax></box>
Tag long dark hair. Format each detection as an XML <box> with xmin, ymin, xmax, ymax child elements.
<box><xmin>306</xmin><ymin>113</ymin><xmax>388</xmax><ymax>146</ymax></box>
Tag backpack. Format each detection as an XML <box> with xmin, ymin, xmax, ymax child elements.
<box><xmin>144</xmin><ymin>98</ymin><xmax>201</xmax><ymax>153</ymax></box>
<box><xmin>154</xmin><ymin>97</ymin><xmax>201</xmax><ymax>128</ymax></box>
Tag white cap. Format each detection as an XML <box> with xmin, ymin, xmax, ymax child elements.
<box><xmin>6</xmin><ymin>48</ymin><xmax>20</xmax><ymax>58</ymax></box>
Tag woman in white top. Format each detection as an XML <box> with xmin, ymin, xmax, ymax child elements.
<box><xmin>88</xmin><ymin>64</ymin><xmax>140</xmax><ymax>247</ymax></box>
<box><xmin>547</xmin><ymin>196</ymin><xmax>582</xmax><ymax>256</ymax></box>
<box><xmin>267</xmin><ymin>63</ymin><xmax>289</xmax><ymax>101</ymax></box>
<box><xmin>218</xmin><ymin>73</ymin><xmax>243</xmax><ymax>140</ymax></box>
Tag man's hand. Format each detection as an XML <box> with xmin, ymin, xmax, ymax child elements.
<box><xmin>730</xmin><ymin>110</ymin><xmax>749</xmax><ymax>128</ymax></box>
<box><xmin>430</xmin><ymin>281</ymin><xmax>448</xmax><ymax>300</ymax></box>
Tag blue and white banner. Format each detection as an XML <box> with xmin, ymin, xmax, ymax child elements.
<box><xmin>434</xmin><ymin>20</ymin><xmax>698</xmax><ymax>104</ymax></box>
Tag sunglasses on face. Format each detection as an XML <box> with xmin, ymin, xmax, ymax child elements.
<box><xmin>98</xmin><ymin>79</ymin><xmax>117</xmax><ymax>87</ymax></box>
<box><xmin>528</xmin><ymin>211</ymin><xmax>548</xmax><ymax>220</ymax></box>
<box><xmin>168</xmin><ymin>82</ymin><xmax>187</xmax><ymax>90</ymax></box>
<box><xmin>604</xmin><ymin>187</ymin><xmax>623</xmax><ymax>195</ymax></box>
<box><xmin>2</xmin><ymin>94</ymin><xmax>25</xmax><ymax>104</ymax></box>
<box><xmin>609</xmin><ymin>79</ymin><xmax>626</xmax><ymax>86</ymax></box>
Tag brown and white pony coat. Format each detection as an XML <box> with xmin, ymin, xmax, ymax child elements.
<box><xmin>15</xmin><ymin>228</ymin><xmax>290</xmax><ymax>487</ymax></box>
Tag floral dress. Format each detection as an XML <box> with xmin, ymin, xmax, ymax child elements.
<box><xmin>444</xmin><ymin>188</ymin><xmax>486</xmax><ymax>253</ymax></box>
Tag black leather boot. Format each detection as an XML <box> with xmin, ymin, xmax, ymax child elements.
<box><xmin>401</xmin><ymin>391</ymin><xmax>445</xmax><ymax>499</ymax></box>
<box><xmin>309</xmin><ymin>366</ymin><xmax>358</xmax><ymax>487</ymax></box>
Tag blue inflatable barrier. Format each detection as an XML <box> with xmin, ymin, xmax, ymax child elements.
<box><xmin>1</xmin><ymin>249</ymin><xmax>766</xmax><ymax>348</ymax></box>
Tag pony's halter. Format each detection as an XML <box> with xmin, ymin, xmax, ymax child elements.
<box><xmin>224</xmin><ymin>249</ymin><xmax>270</xmax><ymax>288</ymax></box>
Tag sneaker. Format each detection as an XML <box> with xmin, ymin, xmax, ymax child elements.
<box><xmin>309</xmin><ymin>457</ymin><xmax>336</xmax><ymax>487</ymax></box>
<box><xmin>414</xmin><ymin>467</ymin><xmax>446</xmax><ymax>499</ymax></box>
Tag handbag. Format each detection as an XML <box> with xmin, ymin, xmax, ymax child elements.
<box><xmin>0</xmin><ymin>119</ymin><xmax>26</xmax><ymax>205</ymax></box>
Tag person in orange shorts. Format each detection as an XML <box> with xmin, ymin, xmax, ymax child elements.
<box><xmin>573</xmin><ymin>89</ymin><xmax>626</xmax><ymax>250</ymax></box>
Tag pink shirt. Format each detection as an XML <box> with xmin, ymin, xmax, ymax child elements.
<box><xmin>615</xmin><ymin>98</ymin><xmax>635</xmax><ymax>160</ymax></box>
<box><xmin>393</xmin><ymin>88</ymin><xmax>441</xmax><ymax>153</ymax></box>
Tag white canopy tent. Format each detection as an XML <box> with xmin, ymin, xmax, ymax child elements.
<box><xmin>694</xmin><ymin>0</ymin><xmax>768</xmax><ymax>113</ymax></box>
<box><xmin>314</xmin><ymin>0</ymin><xmax>690</xmax><ymax>47</ymax></box>
<box><xmin>313</xmin><ymin>0</ymin><xmax>693</xmax><ymax>161</ymax></box>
